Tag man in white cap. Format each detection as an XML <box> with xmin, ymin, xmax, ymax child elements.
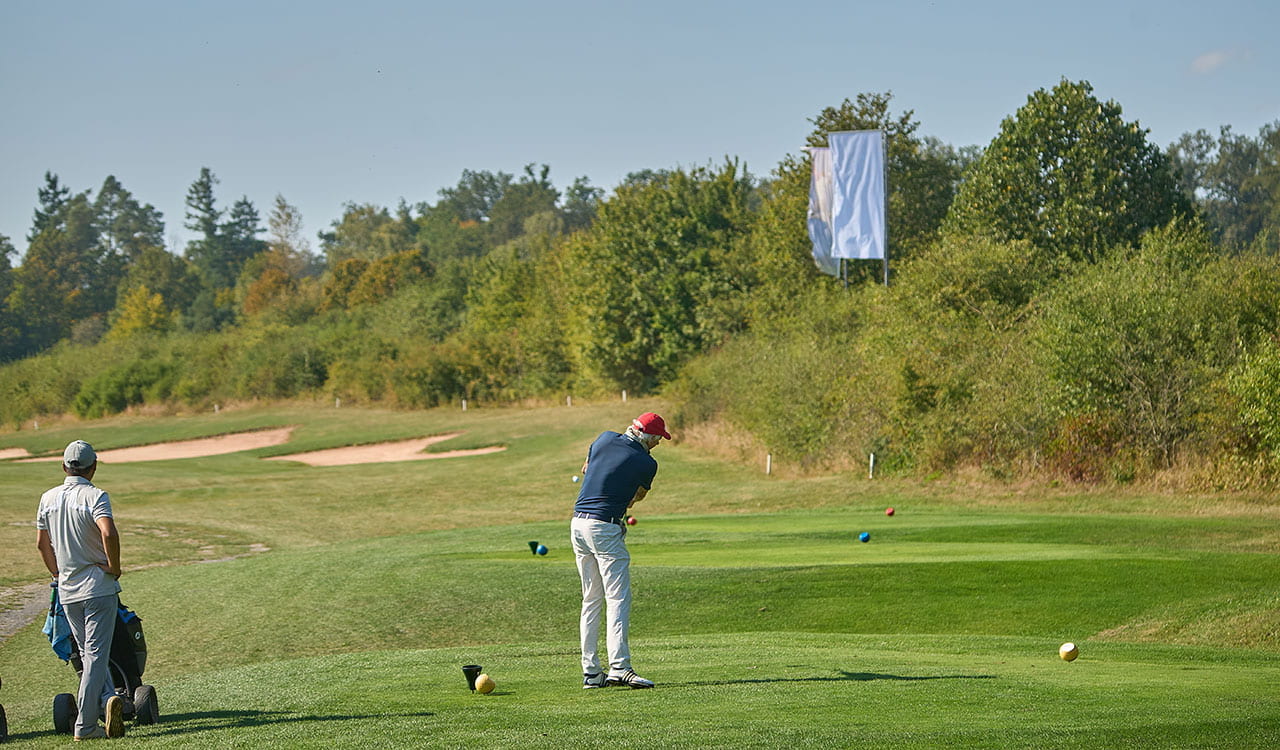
<box><xmin>36</xmin><ymin>440</ymin><xmax>125</xmax><ymax>740</ymax></box>
<box><xmin>571</xmin><ymin>412</ymin><xmax>671</xmax><ymax>689</ymax></box>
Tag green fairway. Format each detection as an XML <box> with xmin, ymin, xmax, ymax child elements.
<box><xmin>2</xmin><ymin>402</ymin><xmax>1278</xmax><ymax>747</ymax></box>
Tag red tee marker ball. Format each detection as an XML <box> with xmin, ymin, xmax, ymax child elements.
<box><xmin>885</xmin><ymin>507</ymin><xmax>895</xmax><ymax>516</ymax></box>
<box><xmin>626</xmin><ymin>516</ymin><xmax>637</xmax><ymax>525</ymax></box>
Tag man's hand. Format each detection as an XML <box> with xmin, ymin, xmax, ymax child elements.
<box><xmin>99</xmin><ymin>563</ymin><xmax>122</xmax><ymax>579</ymax></box>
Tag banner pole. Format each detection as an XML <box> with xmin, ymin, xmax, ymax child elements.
<box><xmin>882</xmin><ymin>128</ymin><xmax>890</xmax><ymax>287</ymax></box>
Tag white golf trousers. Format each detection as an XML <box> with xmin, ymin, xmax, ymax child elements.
<box><xmin>571</xmin><ymin>516</ymin><xmax>632</xmax><ymax>674</ymax></box>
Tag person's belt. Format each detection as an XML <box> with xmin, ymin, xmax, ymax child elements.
<box><xmin>573</xmin><ymin>511</ymin><xmax>625</xmax><ymax>524</ymax></box>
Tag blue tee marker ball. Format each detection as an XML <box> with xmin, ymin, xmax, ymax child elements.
<box><xmin>859</xmin><ymin>532</ymin><xmax>870</xmax><ymax>543</ymax></box>
<box><xmin>536</xmin><ymin>544</ymin><xmax>548</xmax><ymax>555</ymax></box>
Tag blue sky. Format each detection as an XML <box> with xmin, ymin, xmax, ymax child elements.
<box><xmin>2</xmin><ymin>0</ymin><xmax>1277</xmax><ymax>257</ymax></box>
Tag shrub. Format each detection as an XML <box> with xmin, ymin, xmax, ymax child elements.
<box><xmin>231</xmin><ymin>323</ymin><xmax>328</xmax><ymax>400</ymax></box>
<box><xmin>1031</xmin><ymin>220</ymin><xmax>1280</xmax><ymax>473</ymax></box>
<box><xmin>72</xmin><ymin>358</ymin><xmax>177</xmax><ymax>418</ymax></box>
<box><xmin>1229</xmin><ymin>338</ymin><xmax>1280</xmax><ymax>467</ymax></box>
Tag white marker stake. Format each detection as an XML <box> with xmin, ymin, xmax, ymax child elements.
<box><xmin>462</xmin><ymin>398</ymin><xmax>467</xmax><ymax>412</ymax></box>
<box><xmin>766</xmin><ymin>453</ymin><xmax>772</xmax><ymax>475</ymax></box>
<box><xmin>567</xmin><ymin>395</ymin><xmax>572</xmax><ymax>407</ymax></box>
<box><xmin>869</xmin><ymin>453</ymin><xmax>876</xmax><ymax>479</ymax></box>
<box><xmin>622</xmin><ymin>389</ymin><xmax>627</xmax><ymax>403</ymax></box>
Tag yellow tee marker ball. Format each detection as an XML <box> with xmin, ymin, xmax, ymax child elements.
<box><xmin>475</xmin><ymin>674</ymin><xmax>496</xmax><ymax>694</ymax></box>
<box><xmin>1059</xmin><ymin>642</ymin><xmax>1079</xmax><ymax>662</ymax></box>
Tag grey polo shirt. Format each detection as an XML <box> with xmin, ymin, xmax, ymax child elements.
<box><xmin>36</xmin><ymin>476</ymin><xmax>122</xmax><ymax>604</ymax></box>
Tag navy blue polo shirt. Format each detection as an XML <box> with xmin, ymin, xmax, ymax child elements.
<box><xmin>574</xmin><ymin>431</ymin><xmax>657</xmax><ymax>520</ymax></box>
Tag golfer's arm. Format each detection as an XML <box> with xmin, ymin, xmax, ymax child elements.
<box><xmin>96</xmin><ymin>516</ymin><xmax>122</xmax><ymax>578</ymax></box>
<box><xmin>37</xmin><ymin>529</ymin><xmax>59</xmax><ymax>576</ymax></box>
<box><xmin>628</xmin><ymin>486</ymin><xmax>648</xmax><ymax>509</ymax></box>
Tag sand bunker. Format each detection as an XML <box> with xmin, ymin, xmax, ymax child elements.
<box><xmin>266</xmin><ymin>432</ymin><xmax>506</xmax><ymax>467</ymax></box>
<box><xmin>0</xmin><ymin>447</ymin><xmax>32</xmax><ymax>460</ymax></box>
<box><xmin>16</xmin><ymin>427</ymin><xmax>296</xmax><ymax>464</ymax></box>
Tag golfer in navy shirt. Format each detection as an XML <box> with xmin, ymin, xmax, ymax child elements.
<box><xmin>571</xmin><ymin>412</ymin><xmax>670</xmax><ymax>689</ymax></box>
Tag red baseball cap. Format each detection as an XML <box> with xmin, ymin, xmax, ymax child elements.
<box><xmin>632</xmin><ymin>412</ymin><xmax>671</xmax><ymax>440</ymax></box>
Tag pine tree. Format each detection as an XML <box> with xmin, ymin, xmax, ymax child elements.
<box><xmin>28</xmin><ymin>172</ymin><xmax>71</xmax><ymax>242</ymax></box>
<box><xmin>94</xmin><ymin>175</ymin><xmax>165</xmax><ymax>265</ymax></box>
<box><xmin>223</xmin><ymin>195</ymin><xmax>266</xmax><ymax>278</ymax></box>
<box><xmin>183</xmin><ymin>167</ymin><xmax>238</xmax><ymax>287</ymax></box>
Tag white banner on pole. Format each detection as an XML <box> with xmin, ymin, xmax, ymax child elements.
<box><xmin>806</xmin><ymin>147</ymin><xmax>840</xmax><ymax>276</ymax></box>
<box><xmin>829</xmin><ymin>130</ymin><xmax>886</xmax><ymax>260</ymax></box>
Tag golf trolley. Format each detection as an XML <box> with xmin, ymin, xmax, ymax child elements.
<box><xmin>45</xmin><ymin>586</ymin><xmax>159</xmax><ymax>735</ymax></box>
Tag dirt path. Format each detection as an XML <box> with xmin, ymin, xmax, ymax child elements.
<box><xmin>0</xmin><ymin>582</ymin><xmax>50</xmax><ymax>644</ymax></box>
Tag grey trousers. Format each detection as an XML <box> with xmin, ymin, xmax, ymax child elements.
<box><xmin>64</xmin><ymin>594</ymin><xmax>118</xmax><ymax>737</ymax></box>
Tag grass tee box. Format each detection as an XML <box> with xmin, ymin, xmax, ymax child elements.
<box><xmin>4</xmin><ymin>634</ymin><xmax>1279</xmax><ymax>748</ymax></box>
<box><xmin>1</xmin><ymin>403</ymin><xmax>1278</xmax><ymax>747</ymax></box>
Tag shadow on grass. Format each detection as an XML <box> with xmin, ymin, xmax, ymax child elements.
<box><xmin>139</xmin><ymin>709</ymin><xmax>436</xmax><ymax>738</ymax></box>
<box><xmin>674</xmin><ymin>670</ymin><xmax>997</xmax><ymax>687</ymax></box>
<box><xmin>0</xmin><ymin>709</ymin><xmax>437</xmax><ymax>742</ymax></box>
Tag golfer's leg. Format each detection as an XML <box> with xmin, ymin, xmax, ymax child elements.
<box><xmin>597</xmin><ymin>528</ymin><xmax>633</xmax><ymax>673</ymax></box>
<box><xmin>64</xmin><ymin>600</ymin><xmax>96</xmax><ymax>736</ymax></box>
<box><xmin>572</xmin><ymin>520</ymin><xmax>605</xmax><ymax>673</ymax></box>
<box><xmin>80</xmin><ymin>596</ymin><xmax>117</xmax><ymax>730</ymax></box>
<box><xmin>91</xmin><ymin>598</ymin><xmax>119</xmax><ymax>708</ymax></box>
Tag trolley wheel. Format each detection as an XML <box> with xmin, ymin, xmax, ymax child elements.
<box><xmin>53</xmin><ymin>692</ymin><xmax>77</xmax><ymax>735</ymax></box>
<box><xmin>133</xmin><ymin>684</ymin><xmax>159</xmax><ymax>725</ymax></box>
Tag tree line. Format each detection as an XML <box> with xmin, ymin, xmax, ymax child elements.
<box><xmin>2</xmin><ymin>79</ymin><xmax>1279</xmax><ymax>486</ymax></box>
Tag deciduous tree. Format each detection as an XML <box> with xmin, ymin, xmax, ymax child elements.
<box><xmin>561</xmin><ymin>176</ymin><xmax>604</xmax><ymax>232</ymax></box>
<box><xmin>319</xmin><ymin>203</ymin><xmax>413</xmax><ymax>266</ymax></box>
<box><xmin>119</xmin><ymin>245</ymin><xmax>201</xmax><ymax>316</ymax></box>
<box><xmin>565</xmin><ymin>161</ymin><xmax>755</xmax><ymax>391</ymax></box>
<box><xmin>107</xmin><ymin>284</ymin><xmax>175</xmax><ymax>340</ymax></box>
<box><xmin>1170</xmin><ymin>121</ymin><xmax>1280</xmax><ymax>251</ymax></box>
<box><xmin>487</xmin><ymin>164</ymin><xmax>559</xmax><ymax>246</ymax></box>
<box><xmin>266</xmin><ymin>194</ymin><xmax>316</xmax><ymax>277</ymax></box>
<box><xmin>945</xmin><ymin>79</ymin><xmax>1189</xmax><ymax>263</ymax></box>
